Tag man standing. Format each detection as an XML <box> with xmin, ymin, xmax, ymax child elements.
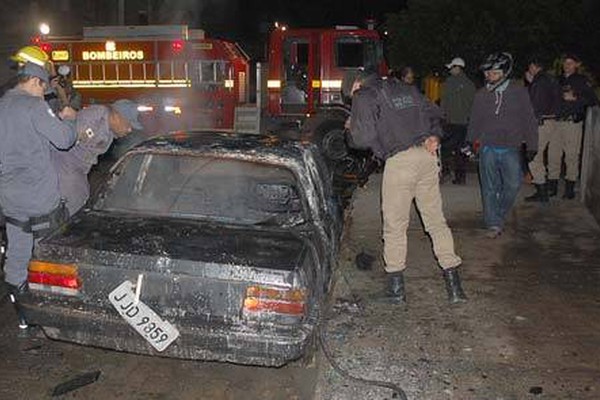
<box><xmin>53</xmin><ymin>100</ymin><xmax>143</xmax><ymax>216</ymax></box>
<box><xmin>524</xmin><ymin>58</ymin><xmax>562</xmax><ymax>203</ymax></box>
<box><xmin>349</xmin><ymin>72</ymin><xmax>467</xmax><ymax>305</ymax></box>
<box><xmin>0</xmin><ymin>61</ymin><xmax>77</xmax><ymax>326</ymax></box>
<box><xmin>467</xmin><ymin>52</ymin><xmax>538</xmax><ymax>238</ymax></box>
<box><xmin>550</xmin><ymin>54</ymin><xmax>598</xmax><ymax>199</ymax></box>
<box><xmin>441</xmin><ymin>57</ymin><xmax>476</xmax><ymax>184</ymax></box>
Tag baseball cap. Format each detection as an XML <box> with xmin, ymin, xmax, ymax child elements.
<box><xmin>446</xmin><ymin>57</ymin><xmax>466</xmax><ymax>69</ymax></box>
<box><xmin>112</xmin><ymin>99</ymin><xmax>143</xmax><ymax>130</ymax></box>
<box><xmin>563</xmin><ymin>53</ymin><xmax>581</xmax><ymax>63</ymax></box>
<box><xmin>17</xmin><ymin>62</ymin><xmax>50</xmax><ymax>85</ymax></box>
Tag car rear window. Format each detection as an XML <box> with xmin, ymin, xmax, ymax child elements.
<box><xmin>97</xmin><ymin>153</ymin><xmax>307</xmax><ymax>226</ymax></box>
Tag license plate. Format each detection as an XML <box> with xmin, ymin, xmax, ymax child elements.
<box><xmin>108</xmin><ymin>281</ymin><xmax>180</xmax><ymax>352</ymax></box>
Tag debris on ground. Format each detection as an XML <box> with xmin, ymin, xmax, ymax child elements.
<box><xmin>51</xmin><ymin>371</ymin><xmax>101</xmax><ymax>397</ymax></box>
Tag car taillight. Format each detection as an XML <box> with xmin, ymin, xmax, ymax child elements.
<box><xmin>28</xmin><ymin>260</ymin><xmax>81</xmax><ymax>295</ymax></box>
<box><xmin>243</xmin><ymin>285</ymin><xmax>306</xmax><ymax>318</ymax></box>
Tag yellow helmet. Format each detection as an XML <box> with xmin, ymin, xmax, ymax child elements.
<box><xmin>10</xmin><ymin>45</ymin><xmax>49</xmax><ymax>67</ymax></box>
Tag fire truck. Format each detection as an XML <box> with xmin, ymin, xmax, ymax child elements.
<box><xmin>262</xmin><ymin>24</ymin><xmax>388</xmax><ymax>188</ymax></box>
<box><xmin>37</xmin><ymin>25</ymin><xmax>250</xmax><ymax>132</ymax></box>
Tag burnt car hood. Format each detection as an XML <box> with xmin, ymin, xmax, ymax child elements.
<box><xmin>38</xmin><ymin>211</ymin><xmax>307</xmax><ymax>271</ymax></box>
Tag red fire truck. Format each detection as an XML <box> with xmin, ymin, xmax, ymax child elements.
<box><xmin>37</xmin><ymin>25</ymin><xmax>250</xmax><ymax>132</ymax></box>
<box><xmin>265</xmin><ymin>24</ymin><xmax>387</xmax><ymax>117</ymax></box>
<box><xmin>263</xmin><ymin>24</ymin><xmax>388</xmax><ymax>186</ymax></box>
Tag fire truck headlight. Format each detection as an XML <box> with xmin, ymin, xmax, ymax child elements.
<box><xmin>164</xmin><ymin>106</ymin><xmax>182</xmax><ymax>115</ymax></box>
<box><xmin>137</xmin><ymin>105</ymin><xmax>154</xmax><ymax>113</ymax></box>
<box><xmin>267</xmin><ymin>80</ymin><xmax>281</xmax><ymax>89</ymax></box>
<box><xmin>224</xmin><ymin>79</ymin><xmax>234</xmax><ymax>89</ymax></box>
<box><xmin>39</xmin><ymin>23</ymin><xmax>50</xmax><ymax>36</ymax></box>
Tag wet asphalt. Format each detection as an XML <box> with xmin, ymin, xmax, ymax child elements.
<box><xmin>1</xmin><ymin>172</ymin><xmax>599</xmax><ymax>399</ymax></box>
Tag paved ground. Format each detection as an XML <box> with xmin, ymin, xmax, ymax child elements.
<box><xmin>315</xmin><ymin>173</ymin><xmax>600</xmax><ymax>400</ymax></box>
<box><xmin>1</xmin><ymin>172</ymin><xmax>599</xmax><ymax>399</ymax></box>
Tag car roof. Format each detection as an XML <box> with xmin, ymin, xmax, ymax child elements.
<box><xmin>132</xmin><ymin>131</ymin><xmax>312</xmax><ymax>162</ymax></box>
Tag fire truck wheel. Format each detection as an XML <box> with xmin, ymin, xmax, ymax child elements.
<box><xmin>316</xmin><ymin>121</ymin><xmax>348</xmax><ymax>161</ymax></box>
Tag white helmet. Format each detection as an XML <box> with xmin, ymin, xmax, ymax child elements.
<box><xmin>57</xmin><ymin>65</ymin><xmax>71</xmax><ymax>76</ymax></box>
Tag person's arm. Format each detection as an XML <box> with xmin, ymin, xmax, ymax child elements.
<box><xmin>31</xmin><ymin>99</ymin><xmax>77</xmax><ymax>149</ymax></box>
<box><xmin>69</xmin><ymin>89</ymin><xmax>83</xmax><ymax>111</ymax></box>
<box><xmin>349</xmin><ymin>89</ymin><xmax>379</xmax><ymax>149</ymax></box>
<box><xmin>519</xmin><ymin>88</ymin><xmax>539</xmax><ymax>151</ymax></box>
<box><xmin>440</xmin><ymin>81</ymin><xmax>449</xmax><ymax>115</ymax></box>
<box><xmin>579</xmin><ymin>78</ymin><xmax>598</xmax><ymax>108</ymax></box>
<box><xmin>466</xmin><ymin>93</ymin><xmax>483</xmax><ymax>143</ymax></box>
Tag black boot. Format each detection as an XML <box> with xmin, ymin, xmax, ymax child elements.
<box><xmin>452</xmin><ymin>170</ymin><xmax>466</xmax><ymax>185</ymax></box>
<box><xmin>387</xmin><ymin>272</ymin><xmax>406</xmax><ymax>304</ymax></box>
<box><xmin>443</xmin><ymin>267</ymin><xmax>467</xmax><ymax>304</ymax></box>
<box><xmin>7</xmin><ymin>282</ymin><xmax>29</xmax><ymax>330</ymax></box>
<box><xmin>547</xmin><ymin>179</ymin><xmax>558</xmax><ymax>197</ymax></box>
<box><xmin>525</xmin><ymin>183</ymin><xmax>549</xmax><ymax>203</ymax></box>
<box><xmin>563</xmin><ymin>180</ymin><xmax>576</xmax><ymax>199</ymax></box>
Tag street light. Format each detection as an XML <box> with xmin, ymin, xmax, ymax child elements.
<box><xmin>39</xmin><ymin>23</ymin><xmax>50</xmax><ymax>36</ymax></box>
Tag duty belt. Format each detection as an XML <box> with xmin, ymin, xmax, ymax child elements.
<box><xmin>2</xmin><ymin>201</ymin><xmax>68</xmax><ymax>238</ymax></box>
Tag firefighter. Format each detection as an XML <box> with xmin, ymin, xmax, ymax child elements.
<box><xmin>0</xmin><ymin>61</ymin><xmax>77</xmax><ymax>328</ymax></box>
<box><xmin>53</xmin><ymin>99</ymin><xmax>143</xmax><ymax>216</ymax></box>
<box><xmin>348</xmin><ymin>71</ymin><xmax>467</xmax><ymax>305</ymax></box>
<box><xmin>0</xmin><ymin>45</ymin><xmax>50</xmax><ymax>97</ymax></box>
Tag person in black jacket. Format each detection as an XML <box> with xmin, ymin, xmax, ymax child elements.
<box><xmin>349</xmin><ymin>71</ymin><xmax>466</xmax><ymax>305</ymax></box>
<box><xmin>549</xmin><ymin>54</ymin><xmax>599</xmax><ymax>199</ymax></box>
<box><xmin>524</xmin><ymin>58</ymin><xmax>562</xmax><ymax>202</ymax></box>
<box><xmin>467</xmin><ymin>53</ymin><xmax>538</xmax><ymax>238</ymax></box>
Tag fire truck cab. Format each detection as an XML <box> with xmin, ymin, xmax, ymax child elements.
<box><xmin>264</xmin><ymin>25</ymin><xmax>387</xmax><ymax>187</ymax></box>
<box><xmin>266</xmin><ymin>25</ymin><xmax>387</xmax><ymax>117</ymax></box>
<box><xmin>40</xmin><ymin>25</ymin><xmax>250</xmax><ymax>132</ymax></box>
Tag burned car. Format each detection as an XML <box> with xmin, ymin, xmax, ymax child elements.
<box><xmin>20</xmin><ymin>132</ymin><xmax>342</xmax><ymax>366</ymax></box>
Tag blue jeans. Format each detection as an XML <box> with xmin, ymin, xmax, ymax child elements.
<box><xmin>479</xmin><ymin>146</ymin><xmax>523</xmax><ymax>229</ymax></box>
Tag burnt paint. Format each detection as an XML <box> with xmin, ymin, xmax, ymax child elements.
<box><xmin>23</xmin><ymin>131</ymin><xmax>343</xmax><ymax>366</ymax></box>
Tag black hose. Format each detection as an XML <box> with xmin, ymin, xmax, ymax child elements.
<box><xmin>317</xmin><ymin>299</ymin><xmax>409</xmax><ymax>400</ymax></box>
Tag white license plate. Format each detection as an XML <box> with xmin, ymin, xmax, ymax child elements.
<box><xmin>108</xmin><ymin>281</ymin><xmax>180</xmax><ymax>352</ymax></box>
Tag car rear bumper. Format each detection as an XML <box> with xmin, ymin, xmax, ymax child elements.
<box><xmin>20</xmin><ymin>300</ymin><xmax>313</xmax><ymax>367</ymax></box>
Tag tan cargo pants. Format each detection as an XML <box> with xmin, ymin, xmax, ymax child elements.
<box><xmin>528</xmin><ymin>120</ymin><xmax>558</xmax><ymax>184</ymax></box>
<box><xmin>548</xmin><ymin>120</ymin><xmax>583</xmax><ymax>181</ymax></box>
<box><xmin>382</xmin><ymin>146</ymin><xmax>462</xmax><ymax>273</ymax></box>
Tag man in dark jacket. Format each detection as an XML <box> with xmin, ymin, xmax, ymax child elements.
<box><xmin>349</xmin><ymin>72</ymin><xmax>466</xmax><ymax>305</ymax></box>
<box><xmin>441</xmin><ymin>57</ymin><xmax>476</xmax><ymax>184</ymax></box>
<box><xmin>524</xmin><ymin>58</ymin><xmax>562</xmax><ymax>202</ymax></box>
<box><xmin>550</xmin><ymin>54</ymin><xmax>598</xmax><ymax>199</ymax></box>
<box><xmin>467</xmin><ymin>52</ymin><xmax>538</xmax><ymax>238</ymax></box>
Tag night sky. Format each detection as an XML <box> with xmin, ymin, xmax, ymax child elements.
<box><xmin>196</xmin><ymin>0</ymin><xmax>405</xmax><ymax>59</ymax></box>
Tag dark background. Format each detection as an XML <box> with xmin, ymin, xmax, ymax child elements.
<box><xmin>1</xmin><ymin>0</ymin><xmax>598</xmax><ymax>83</ymax></box>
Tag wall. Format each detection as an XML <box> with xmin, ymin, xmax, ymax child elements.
<box><xmin>580</xmin><ymin>106</ymin><xmax>600</xmax><ymax>223</ymax></box>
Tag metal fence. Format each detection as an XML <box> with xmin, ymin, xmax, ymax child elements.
<box><xmin>580</xmin><ymin>106</ymin><xmax>600</xmax><ymax>223</ymax></box>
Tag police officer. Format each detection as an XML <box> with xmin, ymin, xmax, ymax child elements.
<box><xmin>524</xmin><ymin>58</ymin><xmax>562</xmax><ymax>203</ymax></box>
<box><xmin>550</xmin><ymin>54</ymin><xmax>598</xmax><ymax>199</ymax></box>
<box><xmin>53</xmin><ymin>100</ymin><xmax>143</xmax><ymax>216</ymax></box>
<box><xmin>0</xmin><ymin>61</ymin><xmax>77</xmax><ymax>327</ymax></box>
<box><xmin>349</xmin><ymin>71</ymin><xmax>467</xmax><ymax>305</ymax></box>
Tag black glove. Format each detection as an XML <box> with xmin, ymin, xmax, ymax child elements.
<box><xmin>459</xmin><ymin>142</ymin><xmax>475</xmax><ymax>159</ymax></box>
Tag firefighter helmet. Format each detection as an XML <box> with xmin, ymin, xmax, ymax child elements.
<box><xmin>10</xmin><ymin>46</ymin><xmax>49</xmax><ymax>67</ymax></box>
